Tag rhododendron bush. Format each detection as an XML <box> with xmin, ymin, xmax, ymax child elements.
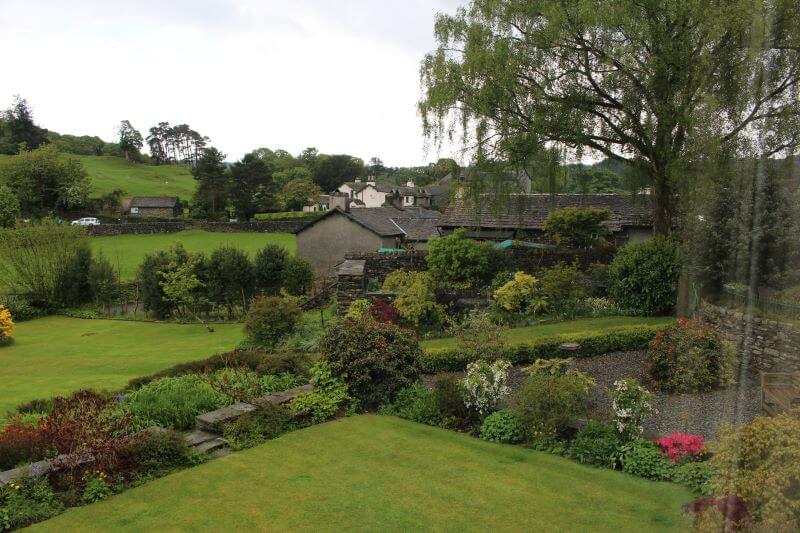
<box><xmin>657</xmin><ymin>433</ymin><xmax>705</xmax><ymax>463</ymax></box>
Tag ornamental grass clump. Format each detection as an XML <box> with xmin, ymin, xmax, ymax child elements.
<box><xmin>461</xmin><ymin>359</ymin><xmax>511</xmax><ymax>416</ymax></box>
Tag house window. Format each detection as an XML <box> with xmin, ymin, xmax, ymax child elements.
<box><xmin>131</xmin><ymin>207</ymin><xmax>139</xmax><ymax>214</ymax></box>
<box><xmin>404</xmin><ymin>196</ymin><xmax>414</xmax><ymax>205</ymax></box>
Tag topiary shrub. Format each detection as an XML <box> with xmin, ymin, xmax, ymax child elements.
<box><xmin>620</xmin><ymin>439</ymin><xmax>675</xmax><ymax>481</ymax></box>
<box><xmin>543</xmin><ymin>207</ymin><xmax>611</xmax><ymax>247</ymax></box>
<box><xmin>244</xmin><ymin>296</ymin><xmax>303</xmax><ymax>348</ymax></box>
<box><xmin>607</xmin><ymin>237</ymin><xmax>680</xmax><ymax>315</ymax></box>
<box><xmin>569</xmin><ymin>420</ymin><xmax>624</xmax><ymax>469</ymax></box>
<box><xmin>378</xmin><ymin>383</ymin><xmax>447</xmax><ymax>427</ymax></box>
<box><xmin>648</xmin><ymin>319</ymin><xmax>737</xmax><ymax>393</ymax></box>
<box><xmin>512</xmin><ymin>359</ymin><xmax>594</xmax><ymax>436</ymax></box>
<box><xmin>479</xmin><ymin>409</ymin><xmax>527</xmax><ymax>443</ymax></box>
<box><xmin>426</xmin><ymin>229</ymin><xmax>492</xmax><ymax>288</ymax></box>
<box><xmin>320</xmin><ymin>317</ymin><xmax>421</xmax><ymax>409</ymax></box>
<box><xmin>0</xmin><ymin>304</ymin><xmax>15</xmax><ymax>342</ymax></box>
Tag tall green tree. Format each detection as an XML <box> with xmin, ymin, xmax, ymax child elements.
<box><xmin>312</xmin><ymin>154</ymin><xmax>365</xmax><ymax>192</ymax></box>
<box><xmin>0</xmin><ymin>96</ymin><xmax>48</xmax><ymax>154</ymax></box>
<box><xmin>419</xmin><ymin>0</ymin><xmax>800</xmax><ymax>235</ymax></box>
<box><xmin>281</xmin><ymin>178</ymin><xmax>321</xmax><ymax>211</ymax></box>
<box><xmin>230</xmin><ymin>152</ymin><xmax>276</xmax><ymax>218</ymax></box>
<box><xmin>192</xmin><ymin>147</ymin><xmax>229</xmax><ymax>218</ymax></box>
<box><xmin>117</xmin><ymin>120</ymin><xmax>144</xmax><ymax>161</ymax></box>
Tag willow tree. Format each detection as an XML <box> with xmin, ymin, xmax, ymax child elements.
<box><xmin>419</xmin><ymin>0</ymin><xmax>800</xmax><ymax>235</ymax></box>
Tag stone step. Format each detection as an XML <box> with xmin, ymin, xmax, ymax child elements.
<box><xmin>255</xmin><ymin>384</ymin><xmax>315</xmax><ymax>406</ymax></box>
<box><xmin>196</xmin><ymin>402</ymin><xmax>256</xmax><ymax>433</ymax></box>
<box><xmin>183</xmin><ymin>429</ymin><xmax>221</xmax><ymax>447</ymax></box>
<box><xmin>193</xmin><ymin>437</ymin><xmax>228</xmax><ymax>454</ymax></box>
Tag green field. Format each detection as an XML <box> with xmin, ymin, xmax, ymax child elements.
<box><xmin>90</xmin><ymin>230</ymin><xmax>296</xmax><ymax>280</ymax></box>
<box><xmin>420</xmin><ymin>316</ymin><xmax>674</xmax><ymax>352</ymax></box>
<box><xmin>33</xmin><ymin>415</ymin><xmax>691</xmax><ymax>532</ymax></box>
<box><xmin>0</xmin><ymin>316</ymin><xmax>244</xmax><ymax>417</ymax></box>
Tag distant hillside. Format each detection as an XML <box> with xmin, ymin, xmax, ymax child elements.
<box><xmin>0</xmin><ymin>154</ymin><xmax>196</xmax><ymax>200</ymax></box>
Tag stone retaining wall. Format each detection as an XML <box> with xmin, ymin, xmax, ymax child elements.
<box><xmin>88</xmin><ymin>222</ymin><xmax>191</xmax><ymax>236</ymax></box>
<box><xmin>87</xmin><ymin>220</ymin><xmax>307</xmax><ymax>236</ymax></box>
<box><xmin>200</xmin><ymin>220</ymin><xmax>308</xmax><ymax>233</ymax></box>
<box><xmin>700</xmin><ymin>301</ymin><xmax>800</xmax><ymax>373</ymax></box>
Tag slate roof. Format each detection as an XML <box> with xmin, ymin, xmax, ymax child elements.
<box><xmin>438</xmin><ymin>193</ymin><xmax>653</xmax><ymax>232</ymax></box>
<box><xmin>298</xmin><ymin>206</ymin><xmax>440</xmax><ymax>240</ymax></box>
<box><xmin>130</xmin><ymin>196</ymin><xmax>179</xmax><ymax>208</ymax></box>
<box><xmin>341</xmin><ymin>182</ymin><xmax>370</xmax><ymax>193</ymax></box>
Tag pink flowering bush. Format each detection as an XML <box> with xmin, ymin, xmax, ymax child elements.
<box><xmin>658</xmin><ymin>432</ymin><xmax>706</xmax><ymax>463</ymax></box>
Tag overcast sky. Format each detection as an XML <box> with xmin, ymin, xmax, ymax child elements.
<box><xmin>0</xmin><ymin>0</ymin><xmax>464</xmax><ymax>166</ymax></box>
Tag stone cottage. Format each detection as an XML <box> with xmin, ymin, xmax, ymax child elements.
<box><xmin>128</xmin><ymin>196</ymin><xmax>180</xmax><ymax>218</ymax></box>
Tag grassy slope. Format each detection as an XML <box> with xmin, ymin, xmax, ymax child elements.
<box><xmin>77</xmin><ymin>156</ymin><xmax>195</xmax><ymax>198</ymax></box>
<box><xmin>421</xmin><ymin>316</ymin><xmax>674</xmax><ymax>352</ymax></box>
<box><xmin>0</xmin><ymin>317</ymin><xmax>244</xmax><ymax>417</ymax></box>
<box><xmin>34</xmin><ymin>415</ymin><xmax>691</xmax><ymax>532</ymax></box>
<box><xmin>90</xmin><ymin>230</ymin><xmax>296</xmax><ymax>280</ymax></box>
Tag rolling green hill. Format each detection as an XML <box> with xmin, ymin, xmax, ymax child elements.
<box><xmin>0</xmin><ymin>154</ymin><xmax>196</xmax><ymax>199</ymax></box>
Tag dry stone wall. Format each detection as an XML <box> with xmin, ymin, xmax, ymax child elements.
<box><xmin>88</xmin><ymin>220</ymin><xmax>307</xmax><ymax>236</ymax></box>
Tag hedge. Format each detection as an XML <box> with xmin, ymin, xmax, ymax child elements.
<box><xmin>418</xmin><ymin>324</ymin><xmax>667</xmax><ymax>373</ymax></box>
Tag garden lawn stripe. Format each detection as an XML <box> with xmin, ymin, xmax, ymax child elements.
<box><xmin>32</xmin><ymin>415</ymin><xmax>692</xmax><ymax>532</ymax></box>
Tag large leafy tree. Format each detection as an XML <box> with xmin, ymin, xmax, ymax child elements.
<box><xmin>0</xmin><ymin>96</ymin><xmax>48</xmax><ymax>154</ymax></box>
<box><xmin>420</xmin><ymin>0</ymin><xmax>800</xmax><ymax>235</ymax></box>
<box><xmin>230</xmin><ymin>152</ymin><xmax>276</xmax><ymax>218</ymax></box>
<box><xmin>192</xmin><ymin>147</ymin><xmax>229</xmax><ymax>218</ymax></box>
<box><xmin>281</xmin><ymin>178</ymin><xmax>321</xmax><ymax>211</ymax></box>
<box><xmin>312</xmin><ymin>154</ymin><xmax>365</xmax><ymax>192</ymax></box>
<box><xmin>117</xmin><ymin>120</ymin><xmax>143</xmax><ymax>161</ymax></box>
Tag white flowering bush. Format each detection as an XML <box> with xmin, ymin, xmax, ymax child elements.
<box><xmin>461</xmin><ymin>359</ymin><xmax>511</xmax><ymax>415</ymax></box>
<box><xmin>609</xmin><ymin>378</ymin><xmax>655</xmax><ymax>440</ymax></box>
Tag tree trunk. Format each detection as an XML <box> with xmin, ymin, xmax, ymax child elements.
<box><xmin>650</xmin><ymin>167</ymin><xmax>672</xmax><ymax>236</ymax></box>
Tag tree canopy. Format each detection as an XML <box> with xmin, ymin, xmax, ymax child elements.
<box><xmin>420</xmin><ymin>0</ymin><xmax>800</xmax><ymax>234</ymax></box>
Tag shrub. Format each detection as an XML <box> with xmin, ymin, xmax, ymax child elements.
<box><xmin>0</xmin><ymin>184</ymin><xmax>20</xmax><ymax>228</ymax></box>
<box><xmin>120</xmin><ymin>429</ymin><xmax>198</xmax><ymax>475</ymax></box>
<box><xmin>528</xmin><ymin>434</ymin><xmax>567</xmax><ymax>455</ymax></box>
<box><xmin>493</xmin><ymin>272</ymin><xmax>547</xmax><ymax>317</ymax></box>
<box><xmin>432</xmin><ymin>376</ymin><xmax>473</xmax><ymax>426</ymax></box>
<box><xmin>0</xmin><ymin>415</ymin><xmax>50</xmax><ymax>470</ymax></box>
<box><xmin>383</xmin><ymin>270</ymin><xmax>444</xmax><ymax>330</ymax></box>
<box><xmin>709</xmin><ymin>410</ymin><xmax>800</xmax><ymax>530</ymax></box>
<box><xmin>124</xmin><ymin>375</ymin><xmax>228</xmax><ymax>430</ymax></box>
<box><xmin>345</xmin><ymin>299</ymin><xmax>371</xmax><ymax>320</ymax></box>
<box><xmin>462</xmin><ymin>359</ymin><xmax>511</xmax><ymax>415</ymax></box>
<box><xmin>657</xmin><ymin>432</ymin><xmax>706</xmax><ymax>463</ymax></box>
<box><xmin>609</xmin><ymin>378</ymin><xmax>654</xmax><ymax>440</ymax></box>
<box><xmin>620</xmin><ymin>439</ymin><xmax>674</xmax><ymax>481</ymax></box>
<box><xmin>480</xmin><ymin>409</ymin><xmax>527</xmax><ymax>443</ymax></box>
<box><xmin>204</xmin><ymin>367</ymin><xmax>302</xmax><ymax>404</ymax></box>
<box><xmin>672</xmin><ymin>461</ymin><xmax>716</xmax><ymax>496</ymax></box>
<box><xmin>205</xmin><ymin>246</ymin><xmax>255</xmax><ymax>312</ymax></box>
<box><xmin>80</xmin><ymin>473</ymin><xmax>112</xmax><ymax>504</ymax></box>
<box><xmin>684</xmin><ymin>495</ymin><xmax>752</xmax><ymax>532</ymax></box>
<box><xmin>282</xmin><ymin>256</ymin><xmax>313</xmax><ymax>296</ymax></box>
<box><xmin>244</xmin><ymin>296</ymin><xmax>303</xmax><ymax>348</ymax></box>
<box><xmin>223</xmin><ymin>403</ymin><xmax>293</xmax><ymax>450</ymax></box>
<box><xmin>138</xmin><ymin>244</ymin><xmax>192</xmax><ymax>319</ymax></box>
<box><xmin>512</xmin><ymin>359</ymin><xmax>594</xmax><ymax>435</ymax></box>
<box><xmin>0</xmin><ymin>294</ymin><xmax>42</xmax><ymax>321</ymax></box>
<box><xmin>379</xmin><ymin>384</ymin><xmax>447</xmax><ymax>427</ymax></box>
<box><xmin>88</xmin><ymin>253</ymin><xmax>119</xmax><ymax>308</ymax></box>
<box><xmin>320</xmin><ymin>318</ymin><xmax>421</xmax><ymax>409</ymax></box>
<box><xmin>0</xmin><ymin>476</ymin><xmax>63</xmax><ymax>530</ymax></box>
<box><xmin>648</xmin><ymin>319</ymin><xmax>737</xmax><ymax>393</ymax></box>
<box><xmin>426</xmin><ymin>229</ymin><xmax>492</xmax><ymax>288</ymax></box>
<box><xmin>583</xmin><ymin>297</ymin><xmax>621</xmax><ymax>318</ymax></box>
<box><xmin>419</xmin><ymin>323</ymin><xmax>666</xmax><ymax>373</ymax></box>
<box><xmin>569</xmin><ymin>420</ymin><xmax>623</xmax><ymax>469</ymax></box>
<box><xmin>255</xmin><ymin>351</ymin><xmax>312</xmax><ymax>378</ymax></box>
<box><xmin>538</xmin><ymin>263</ymin><xmax>588</xmax><ymax>319</ymax></box>
<box><xmin>369</xmin><ymin>300</ymin><xmax>400</xmax><ymax>325</ymax></box>
<box><xmin>450</xmin><ymin>311</ymin><xmax>507</xmax><ymax>363</ymax></box>
<box><xmin>289</xmin><ymin>361</ymin><xmax>353</xmax><ymax>424</ymax></box>
<box><xmin>543</xmin><ymin>207</ymin><xmax>611</xmax><ymax>248</ymax></box>
<box><xmin>254</xmin><ymin>243</ymin><xmax>288</xmax><ymax>296</ymax></box>
<box><xmin>56</xmin><ymin>243</ymin><xmax>93</xmax><ymax>307</ymax></box>
<box><xmin>607</xmin><ymin>237</ymin><xmax>680</xmax><ymax>315</ymax></box>
<box><xmin>0</xmin><ymin>304</ymin><xmax>15</xmax><ymax>342</ymax></box>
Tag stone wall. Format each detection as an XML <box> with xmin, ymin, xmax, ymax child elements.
<box><xmin>87</xmin><ymin>220</ymin><xmax>307</xmax><ymax>236</ymax></box>
<box><xmin>344</xmin><ymin>251</ymin><xmax>429</xmax><ymax>282</ymax></box>
<box><xmin>335</xmin><ymin>259</ymin><xmax>367</xmax><ymax>314</ymax></box>
<box><xmin>700</xmin><ymin>301</ymin><xmax>800</xmax><ymax>373</ymax></box>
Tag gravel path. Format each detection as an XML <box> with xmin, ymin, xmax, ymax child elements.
<box><xmin>422</xmin><ymin>351</ymin><xmax>761</xmax><ymax>441</ymax></box>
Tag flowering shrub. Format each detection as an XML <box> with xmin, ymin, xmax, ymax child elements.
<box><xmin>369</xmin><ymin>300</ymin><xmax>400</xmax><ymax>325</ymax></box>
<box><xmin>657</xmin><ymin>433</ymin><xmax>706</xmax><ymax>463</ymax></box>
<box><xmin>461</xmin><ymin>359</ymin><xmax>511</xmax><ymax>415</ymax></box>
<box><xmin>493</xmin><ymin>272</ymin><xmax>547</xmax><ymax>316</ymax></box>
<box><xmin>609</xmin><ymin>378</ymin><xmax>654</xmax><ymax>440</ymax></box>
<box><xmin>0</xmin><ymin>415</ymin><xmax>50</xmax><ymax>470</ymax></box>
<box><xmin>345</xmin><ymin>299</ymin><xmax>371</xmax><ymax>320</ymax></box>
<box><xmin>0</xmin><ymin>304</ymin><xmax>15</xmax><ymax>342</ymax></box>
<box><xmin>648</xmin><ymin>319</ymin><xmax>736</xmax><ymax>393</ymax></box>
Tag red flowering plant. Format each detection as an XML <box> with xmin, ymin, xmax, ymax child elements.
<box><xmin>0</xmin><ymin>414</ymin><xmax>52</xmax><ymax>470</ymax></box>
<box><xmin>658</xmin><ymin>432</ymin><xmax>706</xmax><ymax>463</ymax></box>
<box><xmin>369</xmin><ymin>301</ymin><xmax>401</xmax><ymax>325</ymax></box>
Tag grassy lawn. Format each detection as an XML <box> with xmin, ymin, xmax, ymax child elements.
<box><xmin>77</xmin><ymin>156</ymin><xmax>196</xmax><ymax>198</ymax></box>
<box><xmin>0</xmin><ymin>316</ymin><xmax>244</xmax><ymax>417</ymax></box>
<box><xmin>33</xmin><ymin>415</ymin><xmax>691</xmax><ymax>532</ymax></box>
<box><xmin>90</xmin><ymin>229</ymin><xmax>296</xmax><ymax>280</ymax></box>
<box><xmin>421</xmin><ymin>316</ymin><xmax>674</xmax><ymax>353</ymax></box>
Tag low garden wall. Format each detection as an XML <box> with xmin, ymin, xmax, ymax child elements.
<box><xmin>699</xmin><ymin>301</ymin><xmax>800</xmax><ymax>372</ymax></box>
<box><xmin>87</xmin><ymin>220</ymin><xmax>308</xmax><ymax>236</ymax></box>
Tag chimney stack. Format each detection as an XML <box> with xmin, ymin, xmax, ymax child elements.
<box><xmin>330</xmin><ymin>192</ymin><xmax>350</xmax><ymax>212</ymax></box>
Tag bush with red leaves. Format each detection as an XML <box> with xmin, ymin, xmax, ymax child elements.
<box><xmin>369</xmin><ymin>300</ymin><xmax>401</xmax><ymax>325</ymax></box>
<box><xmin>657</xmin><ymin>432</ymin><xmax>706</xmax><ymax>463</ymax></box>
<box><xmin>684</xmin><ymin>495</ymin><xmax>752</xmax><ymax>531</ymax></box>
<box><xmin>0</xmin><ymin>415</ymin><xmax>51</xmax><ymax>470</ymax></box>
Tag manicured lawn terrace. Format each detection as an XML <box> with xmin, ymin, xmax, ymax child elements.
<box><xmin>90</xmin><ymin>229</ymin><xmax>296</xmax><ymax>280</ymax></box>
<box><xmin>0</xmin><ymin>317</ymin><xmax>245</xmax><ymax>417</ymax></box>
<box><xmin>420</xmin><ymin>316</ymin><xmax>674</xmax><ymax>352</ymax></box>
<box><xmin>33</xmin><ymin>415</ymin><xmax>691</xmax><ymax>532</ymax></box>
